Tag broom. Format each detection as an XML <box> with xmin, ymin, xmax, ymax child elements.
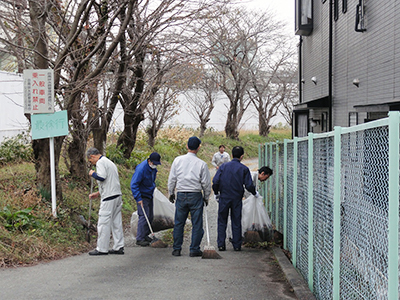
<box><xmin>202</xmin><ymin>205</ymin><xmax>222</xmax><ymax>259</ymax></box>
<box><xmin>141</xmin><ymin>203</ymin><xmax>167</xmax><ymax>248</ymax></box>
<box><xmin>85</xmin><ymin>177</ymin><xmax>93</xmax><ymax>243</ymax></box>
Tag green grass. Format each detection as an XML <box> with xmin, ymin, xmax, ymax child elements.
<box><xmin>0</xmin><ymin>127</ymin><xmax>290</xmax><ymax>267</ymax></box>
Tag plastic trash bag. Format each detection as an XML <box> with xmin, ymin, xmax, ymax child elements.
<box><xmin>151</xmin><ymin>188</ymin><xmax>175</xmax><ymax>232</ymax></box>
<box><xmin>241</xmin><ymin>194</ymin><xmax>273</xmax><ymax>243</ymax></box>
<box><xmin>130</xmin><ymin>211</ymin><xmax>139</xmax><ymax>239</ymax></box>
<box><xmin>130</xmin><ymin>188</ymin><xmax>176</xmax><ymax>239</ymax></box>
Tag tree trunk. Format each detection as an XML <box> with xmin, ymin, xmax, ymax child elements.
<box><xmin>29</xmin><ymin>0</ymin><xmax>63</xmax><ymax>201</ymax></box>
<box><xmin>225</xmin><ymin>104</ymin><xmax>239</xmax><ymax>140</ymax></box>
<box><xmin>259</xmin><ymin>117</ymin><xmax>271</xmax><ymax>137</ymax></box>
<box><xmin>117</xmin><ymin>112</ymin><xmax>144</xmax><ymax>158</ymax></box>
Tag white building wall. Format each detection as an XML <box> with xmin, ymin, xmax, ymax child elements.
<box><xmin>0</xmin><ymin>71</ymin><xmax>28</xmax><ymax>143</ymax></box>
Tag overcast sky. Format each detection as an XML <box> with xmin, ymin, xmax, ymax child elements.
<box><xmin>242</xmin><ymin>0</ymin><xmax>295</xmax><ymax>34</ymax></box>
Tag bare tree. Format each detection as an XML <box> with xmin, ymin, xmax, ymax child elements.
<box><xmin>110</xmin><ymin>0</ymin><xmax>230</xmax><ymax>158</ymax></box>
<box><xmin>248</xmin><ymin>38</ymin><xmax>297</xmax><ymax>136</ymax></box>
<box><xmin>0</xmin><ymin>0</ymin><xmax>134</xmax><ymax>194</ymax></box>
<box><xmin>190</xmin><ymin>6</ymin><xmax>291</xmax><ymax>139</ymax></box>
<box><xmin>184</xmin><ymin>69</ymin><xmax>219</xmax><ymax>137</ymax></box>
<box><xmin>145</xmin><ymin>86</ymin><xmax>179</xmax><ymax>147</ymax></box>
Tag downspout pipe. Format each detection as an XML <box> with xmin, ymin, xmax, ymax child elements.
<box><xmin>329</xmin><ymin>0</ymin><xmax>333</xmax><ymax>131</ymax></box>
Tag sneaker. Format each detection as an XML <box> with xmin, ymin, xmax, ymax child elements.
<box><xmin>88</xmin><ymin>249</ymin><xmax>108</xmax><ymax>256</ymax></box>
<box><xmin>172</xmin><ymin>249</ymin><xmax>181</xmax><ymax>256</ymax></box>
<box><xmin>189</xmin><ymin>250</ymin><xmax>203</xmax><ymax>257</ymax></box>
<box><xmin>144</xmin><ymin>236</ymin><xmax>153</xmax><ymax>242</ymax></box>
<box><xmin>108</xmin><ymin>247</ymin><xmax>124</xmax><ymax>255</ymax></box>
<box><xmin>136</xmin><ymin>240</ymin><xmax>150</xmax><ymax>247</ymax></box>
<box><xmin>218</xmin><ymin>246</ymin><xmax>226</xmax><ymax>251</ymax></box>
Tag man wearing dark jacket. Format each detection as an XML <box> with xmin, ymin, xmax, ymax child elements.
<box><xmin>130</xmin><ymin>152</ymin><xmax>161</xmax><ymax>246</ymax></box>
<box><xmin>212</xmin><ymin>146</ymin><xmax>257</xmax><ymax>252</ymax></box>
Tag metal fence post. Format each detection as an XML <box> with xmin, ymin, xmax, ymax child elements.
<box><xmin>275</xmin><ymin>141</ymin><xmax>280</xmax><ymax>231</ymax></box>
<box><xmin>283</xmin><ymin>139</ymin><xmax>288</xmax><ymax>250</ymax></box>
<box><xmin>292</xmin><ymin>137</ymin><xmax>298</xmax><ymax>267</ymax></box>
<box><xmin>269</xmin><ymin>143</ymin><xmax>273</xmax><ymax>217</ymax></box>
<box><xmin>307</xmin><ymin>133</ymin><xmax>314</xmax><ymax>292</ymax></box>
<box><xmin>388</xmin><ymin>111</ymin><xmax>399</xmax><ymax>299</ymax></box>
<box><xmin>333</xmin><ymin>126</ymin><xmax>342</xmax><ymax>300</ymax></box>
<box><xmin>265</xmin><ymin>143</ymin><xmax>269</xmax><ymax>211</ymax></box>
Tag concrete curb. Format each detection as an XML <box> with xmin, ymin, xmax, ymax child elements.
<box><xmin>273</xmin><ymin>247</ymin><xmax>317</xmax><ymax>300</ymax></box>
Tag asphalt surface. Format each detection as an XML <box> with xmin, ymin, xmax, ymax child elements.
<box><xmin>0</xmin><ymin>159</ymin><xmax>312</xmax><ymax>300</ymax></box>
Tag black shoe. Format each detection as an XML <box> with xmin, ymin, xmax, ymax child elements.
<box><xmin>189</xmin><ymin>250</ymin><xmax>203</xmax><ymax>257</ymax></box>
<box><xmin>136</xmin><ymin>240</ymin><xmax>150</xmax><ymax>247</ymax></box>
<box><xmin>108</xmin><ymin>247</ymin><xmax>124</xmax><ymax>255</ymax></box>
<box><xmin>234</xmin><ymin>247</ymin><xmax>241</xmax><ymax>251</ymax></box>
<box><xmin>144</xmin><ymin>236</ymin><xmax>153</xmax><ymax>242</ymax></box>
<box><xmin>218</xmin><ymin>246</ymin><xmax>226</xmax><ymax>251</ymax></box>
<box><xmin>89</xmin><ymin>249</ymin><xmax>108</xmax><ymax>256</ymax></box>
<box><xmin>172</xmin><ymin>249</ymin><xmax>181</xmax><ymax>256</ymax></box>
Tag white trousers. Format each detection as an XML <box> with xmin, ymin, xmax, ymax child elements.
<box><xmin>96</xmin><ymin>196</ymin><xmax>125</xmax><ymax>252</ymax></box>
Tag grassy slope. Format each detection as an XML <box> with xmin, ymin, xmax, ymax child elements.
<box><xmin>0</xmin><ymin>128</ymin><xmax>291</xmax><ymax>267</ymax></box>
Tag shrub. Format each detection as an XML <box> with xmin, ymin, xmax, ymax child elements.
<box><xmin>0</xmin><ymin>133</ymin><xmax>33</xmax><ymax>164</ymax></box>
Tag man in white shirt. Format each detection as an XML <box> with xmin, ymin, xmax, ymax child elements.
<box><xmin>211</xmin><ymin>145</ymin><xmax>230</xmax><ymax>169</ymax></box>
<box><xmin>168</xmin><ymin>136</ymin><xmax>211</xmax><ymax>257</ymax></box>
<box><xmin>87</xmin><ymin>148</ymin><xmax>125</xmax><ymax>256</ymax></box>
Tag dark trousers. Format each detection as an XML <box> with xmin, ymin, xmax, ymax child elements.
<box><xmin>137</xmin><ymin>197</ymin><xmax>153</xmax><ymax>241</ymax></box>
<box><xmin>217</xmin><ymin>197</ymin><xmax>243</xmax><ymax>249</ymax></box>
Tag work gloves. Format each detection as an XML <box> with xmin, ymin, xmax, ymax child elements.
<box><xmin>169</xmin><ymin>194</ymin><xmax>175</xmax><ymax>204</ymax></box>
<box><xmin>203</xmin><ymin>198</ymin><xmax>209</xmax><ymax>206</ymax></box>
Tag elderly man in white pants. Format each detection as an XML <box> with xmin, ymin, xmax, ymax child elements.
<box><xmin>87</xmin><ymin>147</ymin><xmax>125</xmax><ymax>255</ymax></box>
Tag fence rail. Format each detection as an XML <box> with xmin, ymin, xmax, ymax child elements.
<box><xmin>260</xmin><ymin>112</ymin><xmax>400</xmax><ymax>300</ymax></box>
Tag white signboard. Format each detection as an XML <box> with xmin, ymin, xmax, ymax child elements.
<box><xmin>23</xmin><ymin>69</ymin><xmax>54</xmax><ymax>114</ymax></box>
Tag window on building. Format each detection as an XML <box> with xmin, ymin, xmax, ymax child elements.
<box><xmin>295</xmin><ymin>0</ymin><xmax>313</xmax><ymax>36</ymax></box>
<box><xmin>349</xmin><ymin>112</ymin><xmax>358</xmax><ymax>126</ymax></box>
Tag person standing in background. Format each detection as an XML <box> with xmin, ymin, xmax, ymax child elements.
<box><xmin>130</xmin><ymin>152</ymin><xmax>161</xmax><ymax>247</ymax></box>
<box><xmin>168</xmin><ymin>136</ymin><xmax>211</xmax><ymax>257</ymax></box>
<box><xmin>211</xmin><ymin>145</ymin><xmax>230</xmax><ymax>169</ymax></box>
<box><xmin>87</xmin><ymin>147</ymin><xmax>125</xmax><ymax>256</ymax></box>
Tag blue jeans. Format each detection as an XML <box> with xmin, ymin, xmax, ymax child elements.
<box><xmin>137</xmin><ymin>197</ymin><xmax>153</xmax><ymax>241</ymax></box>
<box><xmin>173</xmin><ymin>192</ymin><xmax>204</xmax><ymax>253</ymax></box>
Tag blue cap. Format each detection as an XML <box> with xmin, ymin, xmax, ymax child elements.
<box><xmin>187</xmin><ymin>136</ymin><xmax>201</xmax><ymax>150</ymax></box>
<box><xmin>149</xmin><ymin>152</ymin><xmax>161</xmax><ymax>165</ymax></box>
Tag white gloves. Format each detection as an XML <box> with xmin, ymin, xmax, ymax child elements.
<box><xmin>214</xmin><ymin>194</ymin><xmax>220</xmax><ymax>202</ymax></box>
<box><xmin>255</xmin><ymin>191</ymin><xmax>260</xmax><ymax>198</ymax></box>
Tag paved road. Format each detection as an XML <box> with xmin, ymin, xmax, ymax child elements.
<box><xmin>0</xmin><ymin>159</ymin><xmax>298</xmax><ymax>300</ymax></box>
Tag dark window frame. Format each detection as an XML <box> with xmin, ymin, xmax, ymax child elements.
<box><xmin>295</xmin><ymin>0</ymin><xmax>313</xmax><ymax>36</ymax></box>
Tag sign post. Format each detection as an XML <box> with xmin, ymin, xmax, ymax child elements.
<box><xmin>25</xmin><ymin>69</ymin><xmax>68</xmax><ymax>217</ymax></box>
<box><xmin>31</xmin><ymin>111</ymin><xmax>68</xmax><ymax>217</ymax></box>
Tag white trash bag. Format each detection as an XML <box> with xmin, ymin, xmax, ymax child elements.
<box><xmin>241</xmin><ymin>194</ymin><xmax>273</xmax><ymax>243</ymax></box>
<box><xmin>151</xmin><ymin>188</ymin><xmax>175</xmax><ymax>232</ymax></box>
<box><xmin>130</xmin><ymin>211</ymin><xmax>139</xmax><ymax>239</ymax></box>
<box><xmin>130</xmin><ymin>188</ymin><xmax>176</xmax><ymax>239</ymax></box>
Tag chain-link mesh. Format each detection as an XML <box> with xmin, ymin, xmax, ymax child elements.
<box><xmin>340</xmin><ymin>127</ymin><xmax>389</xmax><ymax>299</ymax></box>
<box><xmin>286</xmin><ymin>142</ymin><xmax>294</xmax><ymax>255</ymax></box>
<box><xmin>262</xmin><ymin>119</ymin><xmax>400</xmax><ymax>299</ymax></box>
<box><xmin>278</xmin><ymin>145</ymin><xmax>285</xmax><ymax>233</ymax></box>
<box><xmin>313</xmin><ymin>136</ymin><xmax>335</xmax><ymax>300</ymax></box>
<box><xmin>297</xmin><ymin>140</ymin><xmax>309</xmax><ymax>282</ymax></box>
<box><xmin>270</xmin><ymin>144</ymin><xmax>278</xmax><ymax>226</ymax></box>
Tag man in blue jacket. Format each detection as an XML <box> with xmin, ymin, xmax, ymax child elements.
<box><xmin>131</xmin><ymin>152</ymin><xmax>161</xmax><ymax>246</ymax></box>
<box><xmin>212</xmin><ymin>146</ymin><xmax>258</xmax><ymax>252</ymax></box>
